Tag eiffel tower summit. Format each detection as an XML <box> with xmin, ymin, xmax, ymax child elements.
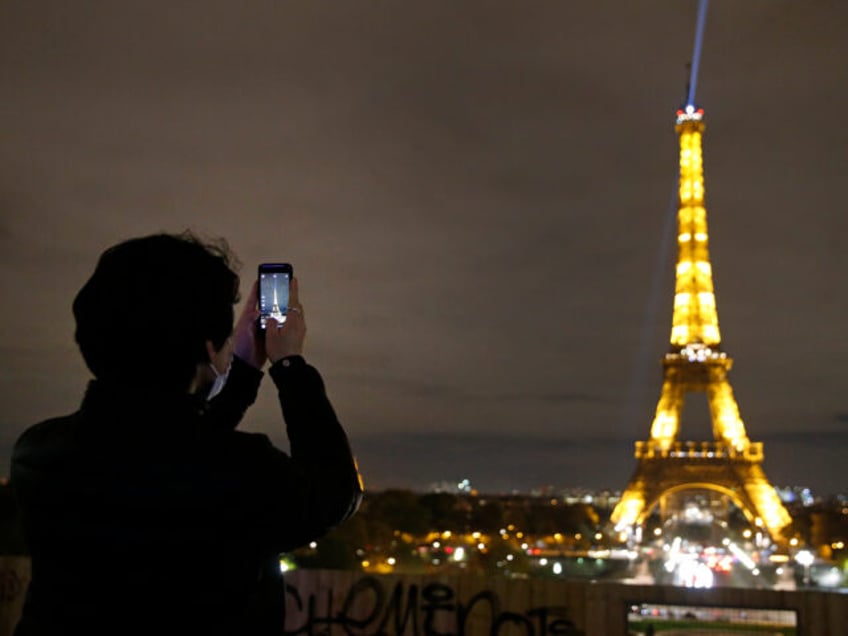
<box><xmin>610</xmin><ymin>99</ymin><xmax>793</xmax><ymax>545</ymax></box>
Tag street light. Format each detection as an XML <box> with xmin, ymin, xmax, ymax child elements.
<box><xmin>795</xmin><ymin>549</ymin><xmax>814</xmax><ymax>587</ymax></box>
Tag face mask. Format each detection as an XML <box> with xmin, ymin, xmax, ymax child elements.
<box><xmin>206</xmin><ymin>360</ymin><xmax>232</xmax><ymax>401</ymax></box>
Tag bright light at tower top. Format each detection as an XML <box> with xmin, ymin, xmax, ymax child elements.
<box><xmin>676</xmin><ymin>104</ymin><xmax>705</xmax><ymax>124</ymax></box>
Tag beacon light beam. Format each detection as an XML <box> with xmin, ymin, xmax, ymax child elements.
<box><xmin>611</xmin><ymin>1</ymin><xmax>792</xmax><ymax>544</ymax></box>
<box><xmin>687</xmin><ymin>0</ymin><xmax>709</xmax><ymax>107</ymax></box>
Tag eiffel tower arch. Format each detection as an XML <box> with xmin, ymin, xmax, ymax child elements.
<box><xmin>610</xmin><ymin>105</ymin><xmax>792</xmax><ymax>544</ymax></box>
<box><xmin>617</xmin><ymin>442</ymin><xmax>787</xmax><ymax>532</ymax></box>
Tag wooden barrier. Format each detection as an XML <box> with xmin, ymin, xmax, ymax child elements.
<box><xmin>283</xmin><ymin>569</ymin><xmax>848</xmax><ymax>635</ymax></box>
<box><xmin>0</xmin><ymin>558</ymin><xmax>845</xmax><ymax>635</ymax></box>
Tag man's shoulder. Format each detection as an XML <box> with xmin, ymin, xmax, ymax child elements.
<box><xmin>14</xmin><ymin>413</ymin><xmax>79</xmax><ymax>450</ymax></box>
<box><xmin>10</xmin><ymin>413</ymin><xmax>83</xmax><ymax>478</ymax></box>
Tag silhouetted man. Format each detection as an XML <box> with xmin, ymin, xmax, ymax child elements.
<box><xmin>11</xmin><ymin>232</ymin><xmax>362</xmax><ymax>635</ymax></box>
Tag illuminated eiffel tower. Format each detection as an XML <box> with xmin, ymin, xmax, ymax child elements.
<box><xmin>610</xmin><ymin>103</ymin><xmax>792</xmax><ymax>543</ymax></box>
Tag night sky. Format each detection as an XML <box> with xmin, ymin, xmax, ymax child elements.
<box><xmin>1</xmin><ymin>1</ymin><xmax>846</xmax><ymax>496</ymax></box>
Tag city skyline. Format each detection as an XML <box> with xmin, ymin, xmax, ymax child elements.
<box><xmin>1</xmin><ymin>1</ymin><xmax>846</xmax><ymax>496</ymax></box>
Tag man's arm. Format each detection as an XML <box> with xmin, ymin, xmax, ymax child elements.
<box><xmin>204</xmin><ymin>356</ymin><xmax>263</xmax><ymax>430</ymax></box>
<box><xmin>276</xmin><ymin>357</ymin><xmax>362</xmax><ymax>511</ymax></box>
<box><xmin>258</xmin><ymin>356</ymin><xmax>362</xmax><ymax>553</ymax></box>
<box><xmin>257</xmin><ymin>277</ymin><xmax>363</xmax><ymax>550</ymax></box>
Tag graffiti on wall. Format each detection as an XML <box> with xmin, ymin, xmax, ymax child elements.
<box><xmin>285</xmin><ymin>575</ymin><xmax>584</xmax><ymax>636</ymax></box>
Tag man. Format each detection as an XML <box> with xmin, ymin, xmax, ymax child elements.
<box><xmin>10</xmin><ymin>232</ymin><xmax>363</xmax><ymax>635</ymax></box>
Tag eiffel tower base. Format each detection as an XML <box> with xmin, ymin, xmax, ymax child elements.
<box><xmin>611</xmin><ymin>442</ymin><xmax>792</xmax><ymax>545</ymax></box>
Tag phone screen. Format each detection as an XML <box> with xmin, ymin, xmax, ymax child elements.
<box><xmin>258</xmin><ymin>264</ymin><xmax>292</xmax><ymax>329</ymax></box>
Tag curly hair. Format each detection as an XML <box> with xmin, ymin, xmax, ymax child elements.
<box><xmin>73</xmin><ymin>232</ymin><xmax>241</xmax><ymax>390</ymax></box>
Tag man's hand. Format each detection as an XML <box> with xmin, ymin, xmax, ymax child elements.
<box><xmin>233</xmin><ymin>280</ymin><xmax>267</xmax><ymax>369</ymax></box>
<box><xmin>266</xmin><ymin>276</ymin><xmax>306</xmax><ymax>362</ymax></box>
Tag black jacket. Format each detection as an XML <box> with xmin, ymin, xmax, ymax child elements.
<box><xmin>10</xmin><ymin>355</ymin><xmax>362</xmax><ymax>635</ymax></box>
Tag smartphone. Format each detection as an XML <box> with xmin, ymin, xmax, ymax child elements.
<box><xmin>258</xmin><ymin>263</ymin><xmax>293</xmax><ymax>330</ymax></box>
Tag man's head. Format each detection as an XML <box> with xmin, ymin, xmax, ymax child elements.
<box><xmin>73</xmin><ymin>232</ymin><xmax>240</xmax><ymax>391</ymax></box>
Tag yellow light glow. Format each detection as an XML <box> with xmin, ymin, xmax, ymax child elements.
<box><xmin>669</xmin><ymin>121</ymin><xmax>721</xmax><ymax>347</ymax></box>
<box><xmin>610</xmin><ymin>491</ymin><xmax>645</xmax><ymax>529</ymax></box>
<box><xmin>702</xmin><ymin>325</ymin><xmax>720</xmax><ymax>343</ymax></box>
<box><xmin>744</xmin><ymin>481</ymin><xmax>792</xmax><ymax>533</ymax></box>
<box><xmin>650</xmin><ymin>410</ymin><xmax>678</xmax><ymax>445</ymax></box>
<box><xmin>674</xmin><ymin>293</ymin><xmax>691</xmax><ymax>307</ymax></box>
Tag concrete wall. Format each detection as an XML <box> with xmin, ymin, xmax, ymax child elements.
<box><xmin>0</xmin><ymin>557</ymin><xmax>845</xmax><ymax>635</ymax></box>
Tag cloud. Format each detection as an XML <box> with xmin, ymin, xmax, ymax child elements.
<box><xmin>1</xmin><ymin>0</ymin><xmax>846</xmax><ymax>494</ymax></box>
<box><xmin>331</xmin><ymin>370</ymin><xmax>609</xmax><ymax>405</ymax></box>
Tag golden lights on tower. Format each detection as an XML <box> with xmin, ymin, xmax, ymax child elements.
<box><xmin>670</xmin><ymin>105</ymin><xmax>720</xmax><ymax>348</ymax></box>
<box><xmin>647</xmin><ymin>103</ymin><xmax>748</xmax><ymax>451</ymax></box>
<box><xmin>611</xmin><ymin>104</ymin><xmax>792</xmax><ymax>541</ymax></box>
